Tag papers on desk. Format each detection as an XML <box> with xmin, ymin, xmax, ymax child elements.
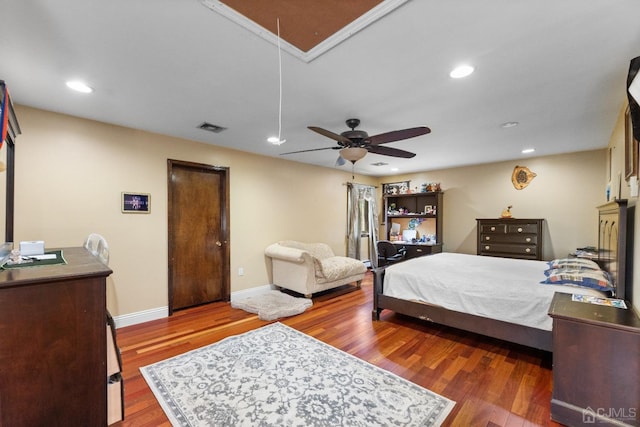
<box><xmin>572</xmin><ymin>294</ymin><xmax>627</xmax><ymax>309</ymax></box>
<box><xmin>26</xmin><ymin>254</ymin><xmax>57</xmax><ymax>260</ymax></box>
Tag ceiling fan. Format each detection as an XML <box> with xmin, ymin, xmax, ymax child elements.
<box><xmin>280</xmin><ymin>119</ymin><xmax>431</xmax><ymax>165</ymax></box>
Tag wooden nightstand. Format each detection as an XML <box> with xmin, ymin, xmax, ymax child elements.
<box><xmin>548</xmin><ymin>292</ymin><xmax>640</xmax><ymax>426</ymax></box>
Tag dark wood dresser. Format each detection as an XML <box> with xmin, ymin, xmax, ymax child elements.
<box><xmin>476</xmin><ymin>218</ymin><xmax>544</xmax><ymax>260</ymax></box>
<box><xmin>0</xmin><ymin>247</ymin><xmax>113</xmax><ymax>426</ymax></box>
<box><xmin>548</xmin><ymin>292</ymin><xmax>640</xmax><ymax>426</ymax></box>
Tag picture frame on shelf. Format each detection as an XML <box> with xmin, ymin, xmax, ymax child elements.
<box><xmin>382</xmin><ymin>180</ymin><xmax>410</xmax><ymax>195</ymax></box>
<box><xmin>625</xmin><ymin>105</ymin><xmax>638</xmax><ymax>180</ymax></box>
<box><xmin>121</xmin><ymin>192</ymin><xmax>150</xmax><ymax>213</ymax></box>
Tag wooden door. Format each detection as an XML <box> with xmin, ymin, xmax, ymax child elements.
<box><xmin>168</xmin><ymin>160</ymin><xmax>229</xmax><ymax>313</ymax></box>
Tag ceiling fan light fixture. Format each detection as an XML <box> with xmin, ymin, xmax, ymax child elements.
<box><xmin>340</xmin><ymin>147</ymin><xmax>367</xmax><ymax>162</ymax></box>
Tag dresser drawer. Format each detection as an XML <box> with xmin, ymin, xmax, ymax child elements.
<box><xmin>506</xmin><ymin>223</ymin><xmax>539</xmax><ymax>234</ymax></box>
<box><xmin>480</xmin><ymin>243</ymin><xmax>539</xmax><ymax>259</ymax></box>
<box><xmin>479</xmin><ymin>222</ymin><xmax>539</xmax><ymax>234</ymax></box>
<box><xmin>404</xmin><ymin>244</ymin><xmax>442</xmax><ymax>259</ymax></box>
<box><xmin>479</xmin><ymin>224</ymin><xmax>506</xmax><ymax>234</ymax></box>
<box><xmin>480</xmin><ymin>233</ymin><xmax>538</xmax><ymax>245</ymax></box>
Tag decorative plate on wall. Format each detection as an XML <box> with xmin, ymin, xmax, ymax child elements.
<box><xmin>511</xmin><ymin>165</ymin><xmax>536</xmax><ymax>190</ymax></box>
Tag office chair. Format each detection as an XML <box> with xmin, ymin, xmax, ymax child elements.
<box><xmin>377</xmin><ymin>240</ymin><xmax>406</xmax><ymax>267</ymax></box>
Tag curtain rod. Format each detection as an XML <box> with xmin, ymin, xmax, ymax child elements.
<box><xmin>343</xmin><ymin>182</ymin><xmax>378</xmax><ymax>188</ymax></box>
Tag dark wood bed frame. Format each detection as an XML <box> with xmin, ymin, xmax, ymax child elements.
<box><xmin>372</xmin><ymin>200</ymin><xmax>632</xmax><ymax>352</ymax></box>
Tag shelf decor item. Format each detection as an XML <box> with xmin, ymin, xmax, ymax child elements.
<box><xmin>382</xmin><ymin>180</ymin><xmax>410</xmax><ymax>195</ymax></box>
<box><xmin>121</xmin><ymin>192</ymin><xmax>150</xmax><ymax>213</ymax></box>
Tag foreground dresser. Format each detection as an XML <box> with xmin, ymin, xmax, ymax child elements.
<box><xmin>0</xmin><ymin>247</ymin><xmax>113</xmax><ymax>426</ymax></box>
<box><xmin>476</xmin><ymin>218</ymin><xmax>544</xmax><ymax>260</ymax></box>
<box><xmin>549</xmin><ymin>292</ymin><xmax>640</xmax><ymax>426</ymax></box>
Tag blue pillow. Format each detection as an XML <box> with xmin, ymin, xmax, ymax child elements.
<box><xmin>541</xmin><ymin>268</ymin><xmax>614</xmax><ymax>292</ymax></box>
<box><xmin>546</xmin><ymin>257</ymin><xmax>600</xmax><ymax>271</ymax></box>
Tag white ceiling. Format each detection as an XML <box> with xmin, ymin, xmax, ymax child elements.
<box><xmin>2</xmin><ymin>0</ymin><xmax>639</xmax><ymax>177</ymax></box>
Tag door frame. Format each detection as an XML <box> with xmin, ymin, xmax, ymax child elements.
<box><xmin>167</xmin><ymin>159</ymin><xmax>230</xmax><ymax>314</ymax></box>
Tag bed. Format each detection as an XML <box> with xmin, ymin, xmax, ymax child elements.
<box><xmin>372</xmin><ymin>200</ymin><xmax>631</xmax><ymax>352</ymax></box>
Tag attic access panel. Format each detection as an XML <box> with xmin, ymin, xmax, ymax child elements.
<box><xmin>201</xmin><ymin>0</ymin><xmax>408</xmax><ymax>62</ymax></box>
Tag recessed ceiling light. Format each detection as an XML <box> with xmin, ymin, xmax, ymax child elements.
<box><xmin>390</xmin><ymin>167</ymin><xmax>399</xmax><ymax>172</ymax></box>
<box><xmin>522</xmin><ymin>148</ymin><xmax>535</xmax><ymax>154</ymax></box>
<box><xmin>500</xmin><ymin>121</ymin><xmax>519</xmax><ymax>128</ymax></box>
<box><xmin>449</xmin><ymin>65</ymin><xmax>474</xmax><ymax>79</ymax></box>
<box><xmin>65</xmin><ymin>80</ymin><xmax>93</xmax><ymax>93</ymax></box>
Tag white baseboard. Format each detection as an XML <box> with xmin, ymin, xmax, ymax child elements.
<box><xmin>112</xmin><ymin>306</ymin><xmax>168</xmax><ymax>329</ymax></box>
<box><xmin>112</xmin><ymin>285</ymin><xmax>275</xmax><ymax>328</ymax></box>
<box><xmin>230</xmin><ymin>284</ymin><xmax>275</xmax><ymax>302</ymax></box>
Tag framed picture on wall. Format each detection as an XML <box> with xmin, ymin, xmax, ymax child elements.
<box><xmin>121</xmin><ymin>192</ymin><xmax>150</xmax><ymax>213</ymax></box>
<box><xmin>625</xmin><ymin>106</ymin><xmax>638</xmax><ymax>180</ymax></box>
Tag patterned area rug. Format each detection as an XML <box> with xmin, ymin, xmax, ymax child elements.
<box><xmin>141</xmin><ymin>323</ymin><xmax>455</xmax><ymax>427</ymax></box>
<box><xmin>230</xmin><ymin>290</ymin><xmax>312</xmax><ymax>320</ymax></box>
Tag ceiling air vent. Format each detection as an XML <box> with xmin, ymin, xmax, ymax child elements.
<box><xmin>198</xmin><ymin>122</ymin><xmax>227</xmax><ymax>133</ymax></box>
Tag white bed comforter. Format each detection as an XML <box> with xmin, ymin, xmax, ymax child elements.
<box><xmin>383</xmin><ymin>252</ymin><xmax>605</xmax><ymax>331</ymax></box>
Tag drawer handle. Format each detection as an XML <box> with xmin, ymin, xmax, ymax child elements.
<box><xmin>525</xmin><ymin>248</ymin><xmax>531</xmax><ymax>253</ymax></box>
<box><xmin>485</xmin><ymin>236</ymin><xmax>491</xmax><ymax>241</ymax></box>
<box><xmin>490</xmin><ymin>226</ymin><xmax>496</xmax><ymax>231</ymax></box>
<box><xmin>485</xmin><ymin>245</ymin><xmax>491</xmax><ymax>250</ymax></box>
<box><xmin>416</xmin><ymin>249</ymin><xmax>423</xmax><ymax>252</ymax></box>
<box><xmin>517</xmin><ymin>227</ymin><xmax>523</xmax><ymax>233</ymax></box>
<box><xmin>525</xmin><ymin>237</ymin><xmax>531</xmax><ymax>242</ymax></box>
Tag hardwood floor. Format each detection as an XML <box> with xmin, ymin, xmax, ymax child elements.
<box><xmin>112</xmin><ymin>272</ymin><xmax>564</xmax><ymax>427</ymax></box>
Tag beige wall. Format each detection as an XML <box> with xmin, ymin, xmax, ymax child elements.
<box><xmin>13</xmin><ymin>106</ymin><xmax>376</xmax><ymax>317</ymax></box>
<box><xmin>375</xmin><ymin>150</ymin><xmax>606</xmax><ymax>260</ymax></box>
<box><xmin>11</xmin><ymin>103</ymin><xmax>638</xmax><ymax>319</ymax></box>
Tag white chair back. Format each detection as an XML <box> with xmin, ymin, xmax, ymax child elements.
<box><xmin>84</xmin><ymin>233</ymin><xmax>109</xmax><ymax>265</ymax></box>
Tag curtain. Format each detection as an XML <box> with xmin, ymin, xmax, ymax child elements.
<box><xmin>346</xmin><ymin>183</ymin><xmax>378</xmax><ymax>266</ymax></box>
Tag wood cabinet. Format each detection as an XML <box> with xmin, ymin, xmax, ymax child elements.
<box><xmin>476</xmin><ymin>218</ymin><xmax>543</xmax><ymax>260</ymax></box>
<box><xmin>548</xmin><ymin>292</ymin><xmax>640</xmax><ymax>426</ymax></box>
<box><xmin>0</xmin><ymin>247</ymin><xmax>113</xmax><ymax>426</ymax></box>
<box><xmin>384</xmin><ymin>191</ymin><xmax>443</xmax><ymax>245</ymax></box>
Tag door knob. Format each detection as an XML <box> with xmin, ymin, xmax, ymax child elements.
<box><xmin>216</xmin><ymin>241</ymin><xmax>222</xmax><ymax>247</ymax></box>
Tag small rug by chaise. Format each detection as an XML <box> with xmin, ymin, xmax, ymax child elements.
<box><xmin>140</xmin><ymin>322</ymin><xmax>455</xmax><ymax>427</ymax></box>
<box><xmin>230</xmin><ymin>290</ymin><xmax>312</xmax><ymax>320</ymax></box>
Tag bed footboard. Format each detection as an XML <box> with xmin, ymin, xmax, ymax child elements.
<box><xmin>371</xmin><ymin>267</ymin><xmax>386</xmax><ymax>320</ymax></box>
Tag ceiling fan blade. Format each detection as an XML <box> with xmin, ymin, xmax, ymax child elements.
<box><xmin>367</xmin><ymin>145</ymin><xmax>416</xmax><ymax>158</ymax></box>
<box><xmin>280</xmin><ymin>146</ymin><xmax>339</xmax><ymax>155</ymax></box>
<box><xmin>308</xmin><ymin>126</ymin><xmax>352</xmax><ymax>144</ymax></box>
<box><xmin>366</xmin><ymin>126</ymin><xmax>431</xmax><ymax>145</ymax></box>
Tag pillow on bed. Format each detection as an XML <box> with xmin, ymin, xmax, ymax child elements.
<box><xmin>541</xmin><ymin>268</ymin><xmax>614</xmax><ymax>292</ymax></box>
<box><xmin>546</xmin><ymin>257</ymin><xmax>600</xmax><ymax>271</ymax></box>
